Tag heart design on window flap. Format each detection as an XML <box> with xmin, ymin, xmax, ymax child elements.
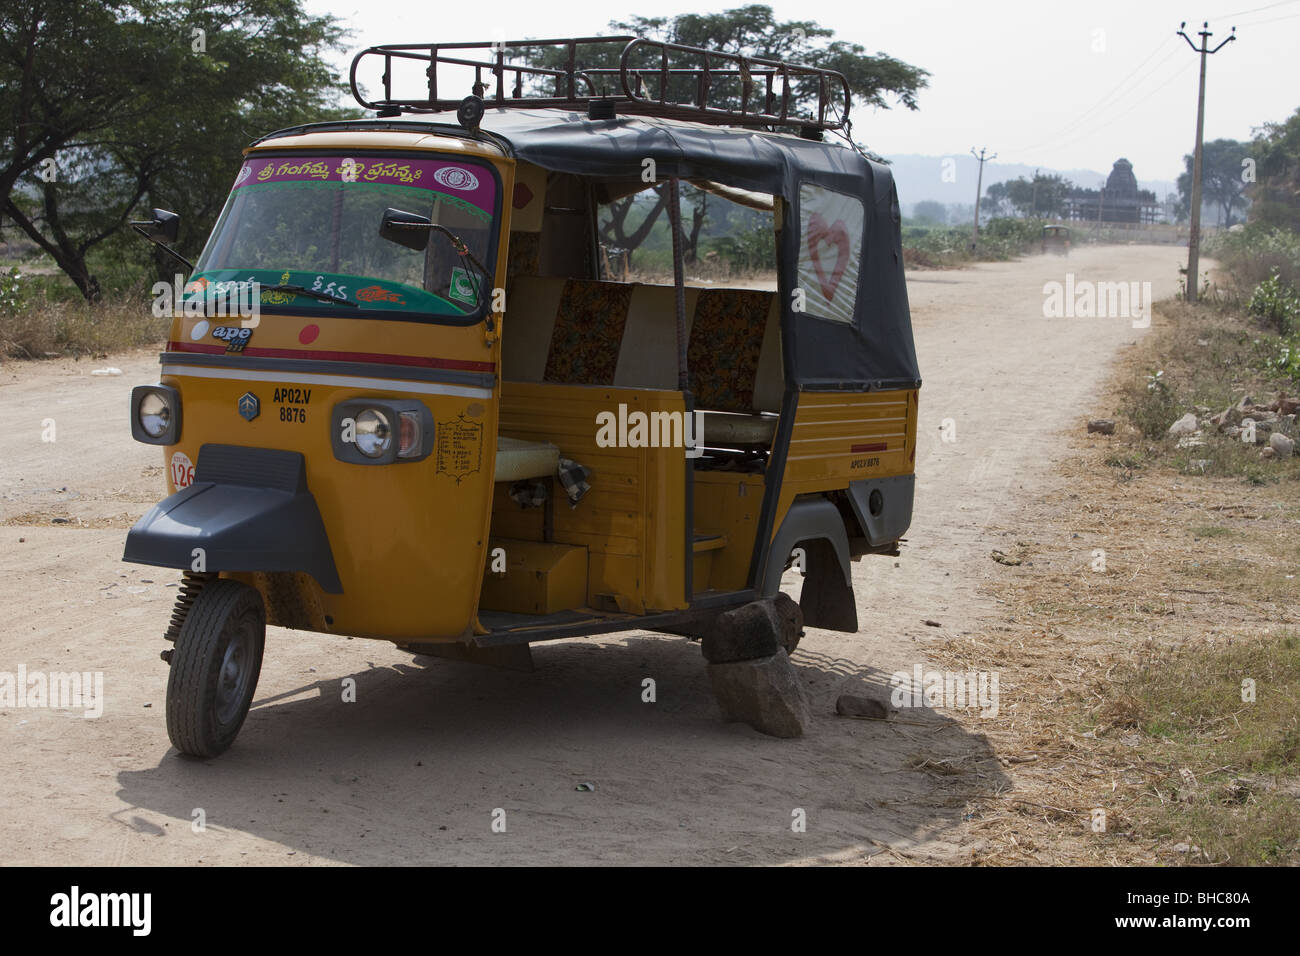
<box><xmin>807</xmin><ymin>212</ymin><xmax>851</xmax><ymax>302</ymax></box>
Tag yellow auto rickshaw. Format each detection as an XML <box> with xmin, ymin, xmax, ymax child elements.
<box><xmin>124</xmin><ymin>36</ymin><xmax>921</xmax><ymax>755</ymax></box>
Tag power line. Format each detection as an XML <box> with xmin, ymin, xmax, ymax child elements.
<box><xmin>1214</xmin><ymin>0</ymin><xmax>1297</xmax><ymax>19</ymax></box>
<box><xmin>1015</xmin><ymin>9</ymin><xmax>1286</xmax><ymax>165</ymax></box>
<box><xmin>1013</xmin><ymin>48</ymin><xmax>1192</xmax><ymax>159</ymax></box>
<box><xmin>1007</xmin><ymin>36</ymin><xmax>1176</xmax><ymax>155</ymax></box>
<box><xmin>1042</xmin><ymin>58</ymin><xmax>1197</xmax><ymax>155</ymax></box>
<box><xmin>1232</xmin><ymin>9</ymin><xmax>1300</xmax><ymax>25</ymax></box>
<box><xmin>1008</xmin><ymin>0</ymin><xmax>1288</xmax><ymax>161</ymax></box>
<box><xmin>1063</xmin><ymin>42</ymin><xmax>1176</xmax><ymax>130</ymax></box>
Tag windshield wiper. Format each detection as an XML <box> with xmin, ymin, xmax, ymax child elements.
<box><xmin>260</xmin><ymin>284</ymin><xmax>359</xmax><ymax>308</ymax></box>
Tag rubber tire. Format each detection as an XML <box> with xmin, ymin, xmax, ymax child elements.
<box><xmin>165</xmin><ymin>579</ymin><xmax>265</xmax><ymax>758</ymax></box>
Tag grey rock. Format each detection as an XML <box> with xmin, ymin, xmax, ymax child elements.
<box><xmin>1270</xmin><ymin>432</ymin><xmax>1296</xmax><ymax>458</ymax></box>
<box><xmin>770</xmin><ymin>592</ymin><xmax>804</xmax><ymax>656</ymax></box>
<box><xmin>708</xmin><ymin>649</ymin><xmax>812</xmax><ymax>738</ymax></box>
<box><xmin>835</xmin><ymin>693</ymin><xmax>895</xmax><ymax>720</ymax></box>
<box><xmin>1087</xmin><ymin>419</ymin><xmax>1115</xmax><ymax>435</ymax></box>
<box><xmin>1168</xmin><ymin>412</ymin><xmax>1199</xmax><ymax>437</ymax></box>
<box><xmin>703</xmin><ymin>595</ymin><xmax>800</xmax><ymax>663</ymax></box>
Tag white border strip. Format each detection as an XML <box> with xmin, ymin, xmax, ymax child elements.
<box><xmin>161</xmin><ymin>364</ymin><xmax>493</xmax><ymax>399</ymax></box>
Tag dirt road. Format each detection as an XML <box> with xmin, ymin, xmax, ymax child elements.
<box><xmin>0</xmin><ymin>244</ymin><xmax>1187</xmax><ymax>865</ymax></box>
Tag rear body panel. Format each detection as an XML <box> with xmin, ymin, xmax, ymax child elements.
<box><xmin>771</xmin><ymin>387</ymin><xmax>919</xmax><ymax>534</ymax></box>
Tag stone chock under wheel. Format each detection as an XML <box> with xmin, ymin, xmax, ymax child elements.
<box><xmin>708</xmin><ymin>648</ymin><xmax>813</xmax><ymax>738</ymax></box>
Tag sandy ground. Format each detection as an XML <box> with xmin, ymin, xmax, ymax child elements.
<box><xmin>0</xmin><ymin>244</ymin><xmax>1188</xmax><ymax>865</ymax></box>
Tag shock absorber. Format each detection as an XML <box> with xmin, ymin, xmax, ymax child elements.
<box><xmin>161</xmin><ymin>571</ymin><xmax>216</xmax><ymax>662</ymax></box>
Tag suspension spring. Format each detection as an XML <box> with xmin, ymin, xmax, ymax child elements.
<box><xmin>163</xmin><ymin>571</ymin><xmax>216</xmax><ymax>643</ymax></box>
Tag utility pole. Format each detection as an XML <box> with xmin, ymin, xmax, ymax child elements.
<box><xmin>970</xmin><ymin>146</ymin><xmax>996</xmax><ymax>247</ymax></box>
<box><xmin>1178</xmin><ymin>20</ymin><xmax>1236</xmax><ymax>303</ymax></box>
<box><xmin>1031</xmin><ymin>168</ymin><xmax>1039</xmax><ymax>219</ymax></box>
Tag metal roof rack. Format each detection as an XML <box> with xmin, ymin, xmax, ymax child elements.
<box><xmin>349</xmin><ymin>36</ymin><xmax>852</xmax><ymax>132</ymax></box>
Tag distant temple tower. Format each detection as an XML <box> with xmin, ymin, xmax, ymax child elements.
<box><xmin>1065</xmin><ymin>158</ymin><xmax>1160</xmax><ymax>224</ymax></box>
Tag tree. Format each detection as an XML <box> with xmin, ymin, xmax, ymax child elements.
<box><xmin>912</xmin><ymin>200</ymin><xmax>946</xmax><ymax>225</ymax></box>
<box><xmin>984</xmin><ymin>173</ymin><xmax>1073</xmax><ymax>219</ymax></box>
<box><xmin>0</xmin><ymin>1</ymin><xmax>349</xmax><ymax>300</ymax></box>
<box><xmin>1026</xmin><ymin>173</ymin><xmax>1072</xmax><ymax>218</ymax></box>
<box><xmin>524</xmin><ymin>6</ymin><xmax>928</xmax><ymax>264</ymax></box>
<box><xmin>1249</xmin><ymin>107</ymin><xmax>1300</xmax><ymax>233</ymax></box>
<box><xmin>1177</xmin><ymin>138</ymin><xmax>1252</xmax><ymax>228</ymax></box>
<box><xmin>599</xmin><ymin>183</ymin><xmax>670</xmax><ymax>270</ymax></box>
<box><xmin>983</xmin><ymin>182</ymin><xmax>1012</xmax><ymax>218</ymax></box>
<box><xmin>610</xmin><ymin>6</ymin><xmax>928</xmax><ymax>117</ymax></box>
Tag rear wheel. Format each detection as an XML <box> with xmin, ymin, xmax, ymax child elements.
<box><xmin>165</xmin><ymin>579</ymin><xmax>265</xmax><ymax>757</ymax></box>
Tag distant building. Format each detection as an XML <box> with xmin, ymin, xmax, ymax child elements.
<box><xmin>1064</xmin><ymin>158</ymin><xmax>1161</xmax><ymax>224</ymax></box>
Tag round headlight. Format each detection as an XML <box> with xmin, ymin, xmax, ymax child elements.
<box><xmin>139</xmin><ymin>391</ymin><xmax>171</xmax><ymax>439</ymax></box>
<box><xmin>354</xmin><ymin>408</ymin><xmax>392</xmax><ymax>458</ymax></box>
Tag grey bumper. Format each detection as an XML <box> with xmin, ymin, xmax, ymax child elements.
<box><xmin>123</xmin><ymin>444</ymin><xmax>343</xmax><ymax>593</ymax></box>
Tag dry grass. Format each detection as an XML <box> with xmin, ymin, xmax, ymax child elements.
<box><xmin>921</xmin><ymin>298</ymin><xmax>1300</xmax><ymax>865</ymax></box>
<box><xmin>0</xmin><ymin>293</ymin><xmax>167</xmax><ymax>359</ymax></box>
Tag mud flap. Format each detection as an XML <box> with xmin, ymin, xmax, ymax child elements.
<box><xmin>798</xmin><ymin>538</ymin><xmax>858</xmax><ymax>632</ymax></box>
<box><xmin>762</xmin><ymin>497</ymin><xmax>857</xmax><ymax>632</ymax></box>
<box><xmin>123</xmin><ymin>444</ymin><xmax>342</xmax><ymax>593</ymax></box>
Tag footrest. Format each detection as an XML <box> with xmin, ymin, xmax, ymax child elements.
<box><xmin>693</xmin><ymin>531</ymin><xmax>728</xmax><ymax>553</ymax></box>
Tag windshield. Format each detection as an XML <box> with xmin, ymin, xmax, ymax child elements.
<box><xmin>191</xmin><ymin>153</ymin><xmax>498</xmax><ymax>320</ymax></box>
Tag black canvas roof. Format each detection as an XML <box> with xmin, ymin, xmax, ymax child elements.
<box><xmin>477</xmin><ymin>110</ymin><xmax>920</xmax><ymax>392</ymax></box>
<box><xmin>256</xmin><ymin>110</ymin><xmax>920</xmax><ymax>391</ymax></box>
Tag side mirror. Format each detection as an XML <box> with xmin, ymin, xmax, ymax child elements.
<box><xmin>380</xmin><ymin>207</ymin><xmax>432</xmax><ymax>251</ymax></box>
<box><xmin>138</xmin><ymin>208</ymin><xmax>181</xmax><ymax>243</ymax></box>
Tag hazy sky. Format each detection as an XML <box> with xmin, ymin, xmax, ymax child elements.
<box><xmin>305</xmin><ymin>0</ymin><xmax>1300</xmax><ymax>182</ymax></box>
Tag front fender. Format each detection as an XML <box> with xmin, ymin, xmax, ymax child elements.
<box><xmin>123</xmin><ymin>444</ymin><xmax>342</xmax><ymax>593</ymax></box>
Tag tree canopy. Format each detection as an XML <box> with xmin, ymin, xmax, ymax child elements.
<box><xmin>1177</xmin><ymin>138</ymin><xmax>1252</xmax><ymax>227</ymax></box>
<box><xmin>1249</xmin><ymin>108</ymin><xmax>1300</xmax><ymax>232</ymax></box>
<box><xmin>539</xmin><ymin>6</ymin><xmax>929</xmax><ymax>265</ymax></box>
<box><xmin>0</xmin><ymin>0</ymin><xmax>350</xmax><ymax>299</ymax></box>
<box><xmin>984</xmin><ymin>173</ymin><xmax>1074</xmax><ymax>219</ymax></box>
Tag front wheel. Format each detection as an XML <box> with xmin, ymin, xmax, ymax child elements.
<box><xmin>165</xmin><ymin>579</ymin><xmax>265</xmax><ymax>757</ymax></box>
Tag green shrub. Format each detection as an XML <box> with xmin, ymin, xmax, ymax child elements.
<box><xmin>1207</xmin><ymin>224</ymin><xmax>1300</xmax><ymax>292</ymax></box>
<box><xmin>1121</xmin><ymin>369</ymin><xmax>1183</xmax><ymax>440</ymax></box>
<box><xmin>1248</xmin><ymin>270</ymin><xmax>1300</xmax><ymax>335</ymax></box>
<box><xmin>0</xmin><ymin>267</ymin><xmax>28</xmax><ymax>316</ymax></box>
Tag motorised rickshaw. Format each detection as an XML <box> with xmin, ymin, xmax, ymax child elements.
<box><xmin>124</xmin><ymin>36</ymin><xmax>921</xmax><ymax>756</ymax></box>
<box><xmin>1041</xmin><ymin>224</ymin><xmax>1071</xmax><ymax>256</ymax></box>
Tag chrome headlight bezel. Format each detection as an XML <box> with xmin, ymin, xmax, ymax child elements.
<box><xmin>130</xmin><ymin>384</ymin><xmax>181</xmax><ymax>445</ymax></box>
<box><xmin>331</xmin><ymin>399</ymin><xmax>434</xmax><ymax>465</ymax></box>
